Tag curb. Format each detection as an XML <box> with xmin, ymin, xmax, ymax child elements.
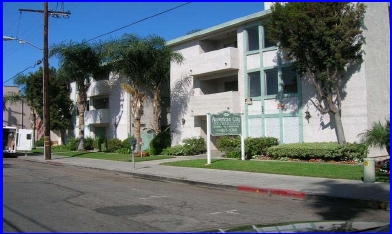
<box><xmin>20</xmin><ymin>157</ymin><xmax>390</xmax><ymax>210</ymax></box>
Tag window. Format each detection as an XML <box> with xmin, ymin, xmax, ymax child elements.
<box><xmin>282</xmin><ymin>68</ymin><xmax>298</xmax><ymax>94</ymax></box>
<box><xmin>265</xmin><ymin>69</ymin><xmax>278</xmax><ymax>96</ymax></box>
<box><xmin>26</xmin><ymin>134</ymin><xmax>32</xmax><ymax>140</ymax></box>
<box><xmin>247</xmin><ymin>27</ymin><xmax>259</xmax><ymax>51</ymax></box>
<box><xmin>263</xmin><ymin>26</ymin><xmax>275</xmax><ymax>48</ymax></box>
<box><xmin>248</xmin><ymin>72</ymin><xmax>261</xmax><ymax>97</ymax></box>
<box><xmin>223</xmin><ymin>41</ymin><xmax>238</xmax><ymax>48</ymax></box>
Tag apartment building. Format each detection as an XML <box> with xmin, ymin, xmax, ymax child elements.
<box><xmin>167</xmin><ymin>3</ymin><xmax>390</xmax><ymax>156</ymax></box>
<box><xmin>69</xmin><ymin>73</ymin><xmax>170</xmax><ymax>150</ymax></box>
<box><xmin>3</xmin><ymin>86</ymin><xmax>32</xmax><ymax>130</ymax></box>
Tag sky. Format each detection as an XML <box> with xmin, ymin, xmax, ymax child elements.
<box><xmin>2</xmin><ymin>2</ymin><xmax>265</xmax><ymax>87</ymax></box>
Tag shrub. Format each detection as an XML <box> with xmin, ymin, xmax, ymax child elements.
<box><xmin>84</xmin><ymin>137</ymin><xmax>94</xmax><ymax>150</ymax></box>
<box><xmin>245</xmin><ymin>137</ymin><xmax>279</xmax><ymax>158</ymax></box>
<box><xmin>358</xmin><ymin>119</ymin><xmax>390</xmax><ymax>155</ymax></box>
<box><xmin>161</xmin><ymin>145</ymin><xmax>185</xmax><ymax>156</ymax></box>
<box><xmin>115</xmin><ymin>148</ymin><xmax>131</xmax><ymax>154</ymax></box>
<box><xmin>218</xmin><ymin>136</ymin><xmax>279</xmax><ymax>159</ymax></box>
<box><xmin>93</xmin><ymin>137</ymin><xmax>105</xmax><ymax>152</ymax></box>
<box><xmin>122</xmin><ymin>136</ymin><xmax>135</xmax><ymax>150</ymax></box>
<box><xmin>182</xmin><ymin>137</ymin><xmax>206</xmax><ymax>155</ymax></box>
<box><xmin>52</xmin><ymin>145</ymin><xmax>69</xmax><ymax>151</ymax></box>
<box><xmin>266</xmin><ymin>142</ymin><xmax>366</xmax><ymax>161</ymax></box>
<box><xmin>106</xmin><ymin>138</ymin><xmax>123</xmax><ymax>152</ymax></box>
<box><xmin>150</xmin><ymin>130</ymin><xmax>171</xmax><ymax>155</ymax></box>
<box><xmin>67</xmin><ymin>138</ymin><xmax>79</xmax><ymax>151</ymax></box>
<box><xmin>35</xmin><ymin>138</ymin><xmax>44</xmax><ymax>147</ymax></box>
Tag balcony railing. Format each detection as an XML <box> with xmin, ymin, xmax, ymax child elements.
<box><xmin>84</xmin><ymin>109</ymin><xmax>110</xmax><ymax>124</ymax></box>
<box><xmin>87</xmin><ymin>80</ymin><xmax>110</xmax><ymax>97</ymax></box>
<box><xmin>189</xmin><ymin>91</ymin><xmax>240</xmax><ymax>116</ymax></box>
<box><xmin>187</xmin><ymin>47</ymin><xmax>239</xmax><ymax>76</ymax></box>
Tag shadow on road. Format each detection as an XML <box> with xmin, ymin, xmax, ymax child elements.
<box><xmin>305</xmin><ymin>180</ymin><xmax>390</xmax><ymax>220</ymax></box>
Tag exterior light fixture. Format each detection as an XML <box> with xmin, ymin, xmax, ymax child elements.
<box><xmin>245</xmin><ymin>98</ymin><xmax>253</xmax><ymax>105</ymax></box>
<box><xmin>305</xmin><ymin>111</ymin><xmax>311</xmax><ymax>123</ymax></box>
<box><xmin>181</xmin><ymin>118</ymin><xmax>186</xmax><ymax>125</ymax></box>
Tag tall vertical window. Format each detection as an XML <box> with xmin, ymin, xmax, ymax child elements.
<box><xmin>265</xmin><ymin>69</ymin><xmax>278</xmax><ymax>96</ymax></box>
<box><xmin>247</xmin><ymin>27</ymin><xmax>259</xmax><ymax>51</ymax></box>
<box><xmin>282</xmin><ymin>67</ymin><xmax>298</xmax><ymax>94</ymax></box>
<box><xmin>263</xmin><ymin>27</ymin><xmax>275</xmax><ymax>48</ymax></box>
<box><xmin>248</xmin><ymin>72</ymin><xmax>261</xmax><ymax>97</ymax></box>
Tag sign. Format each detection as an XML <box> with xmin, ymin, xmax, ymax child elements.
<box><xmin>211</xmin><ymin>111</ymin><xmax>241</xmax><ymax>136</ymax></box>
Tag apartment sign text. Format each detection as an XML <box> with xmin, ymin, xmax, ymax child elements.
<box><xmin>211</xmin><ymin>111</ymin><xmax>241</xmax><ymax>136</ymax></box>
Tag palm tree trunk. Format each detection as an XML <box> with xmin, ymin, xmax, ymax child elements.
<box><xmin>152</xmin><ymin>87</ymin><xmax>162</xmax><ymax>134</ymax></box>
<box><xmin>131</xmin><ymin>91</ymin><xmax>145</xmax><ymax>153</ymax></box>
<box><xmin>77</xmin><ymin>84</ymin><xmax>87</xmax><ymax>151</ymax></box>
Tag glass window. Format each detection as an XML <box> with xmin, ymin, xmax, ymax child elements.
<box><xmin>247</xmin><ymin>27</ymin><xmax>259</xmax><ymax>51</ymax></box>
<box><xmin>248</xmin><ymin>72</ymin><xmax>261</xmax><ymax>97</ymax></box>
<box><xmin>265</xmin><ymin>69</ymin><xmax>278</xmax><ymax>96</ymax></box>
<box><xmin>282</xmin><ymin>68</ymin><xmax>298</xmax><ymax>94</ymax></box>
<box><xmin>26</xmin><ymin>134</ymin><xmax>31</xmax><ymax>140</ymax></box>
<box><xmin>263</xmin><ymin>27</ymin><xmax>275</xmax><ymax>48</ymax></box>
<box><xmin>225</xmin><ymin>81</ymin><xmax>238</xmax><ymax>92</ymax></box>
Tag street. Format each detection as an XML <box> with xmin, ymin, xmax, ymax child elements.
<box><xmin>3</xmin><ymin>158</ymin><xmax>389</xmax><ymax>232</ymax></box>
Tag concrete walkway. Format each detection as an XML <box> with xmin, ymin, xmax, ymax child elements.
<box><xmin>19</xmin><ymin>153</ymin><xmax>390</xmax><ymax>210</ymax></box>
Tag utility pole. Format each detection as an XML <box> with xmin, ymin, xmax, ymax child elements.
<box><xmin>19</xmin><ymin>3</ymin><xmax>71</xmax><ymax>160</ymax></box>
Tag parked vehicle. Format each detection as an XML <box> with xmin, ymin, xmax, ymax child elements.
<box><xmin>3</xmin><ymin>126</ymin><xmax>33</xmax><ymax>155</ymax></box>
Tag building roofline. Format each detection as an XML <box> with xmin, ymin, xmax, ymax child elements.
<box><xmin>166</xmin><ymin>9</ymin><xmax>271</xmax><ymax>46</ymax></box>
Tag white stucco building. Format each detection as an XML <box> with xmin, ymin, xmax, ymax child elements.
<box><xmin>69</xmin><ymin>73</ymin><xmax>170</xmax><ymax>150</ymax></box>
<box><xmin>168</xmin><ymin>2</ymin><xmax>390</xmax><ymax>157</ymax></box>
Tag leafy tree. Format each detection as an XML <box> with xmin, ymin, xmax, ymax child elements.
<box><xmin>266</xmin><ymin>3</ymin><xmax>366</xmax><ymax>144</ymax></box>
<box><xmin>50</xmin><ymin>41</ymin><xmax>105</xmax><ymax>150</ymax></box>
<box><xmin>145</xmin><ymin>35</ymin><xmax>183</xmax><ymax>134</ymax></box>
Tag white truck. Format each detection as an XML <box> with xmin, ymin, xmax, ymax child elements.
<box><xmin>3</xmin><ymin>126</ymin><xmax>33</xmax><ymax>155</ymax></box>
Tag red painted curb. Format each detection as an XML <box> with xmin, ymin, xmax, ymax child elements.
<box><xmin>237</xmin><ymin>185</ymin><xmax>306</xmax><ymax>199</ymax></box>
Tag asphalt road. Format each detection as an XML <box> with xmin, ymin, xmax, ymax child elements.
<box><xmin>3</xmin><ymin>158</ymin><xmax>389</xmax><ymax>232</ymax></box>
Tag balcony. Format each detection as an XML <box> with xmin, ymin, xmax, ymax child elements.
<box><xmin>84</xmin><ymin>109</ymin><xmax>110</xmax><ymax>124</ymax></box>
<box><xmin>188</xmin><ymin>47</ymin><xmax>239</xmax><ymax>76</ymax></box>
<box><xmin>189</xmin><ymin>91</ymin><xmax>240</xmax><ymax>116</ymax></box>
<box><xmin>87</xmin><ymin>80</ymin><xmax>110</xmax><ymax>97</ymax></box>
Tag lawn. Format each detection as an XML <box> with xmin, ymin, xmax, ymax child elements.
<box><xmin>30</xmin><ymin>148</ymin><xmax>173</xmax><ymax>162</ymax></box>
<box><xmin>162</xmin><ymin>159</ymin><xmax>376</xmax><ymax>181</ymax></box>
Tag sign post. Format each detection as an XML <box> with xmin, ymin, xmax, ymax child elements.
<box><xmin>207</xmin><ymin>111</ymin><xmax>244</xmax><ymax>164</ymax></box>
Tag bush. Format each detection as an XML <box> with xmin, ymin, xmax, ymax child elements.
<box><xmin>35</xmin><ymin>138</ymin><xmax>44</xmax><ymax>147</ymax></box>
<box><xmin>182</xmin><ymin>137</ymin><xmax>206</xmax><ymax>155</ymax></box>
<box><xmin>358</xmin><ymin>119</ymin><xmax>390</xmax><ymax>155</ymax></box>
<box><xmin>106</xmin><ymin>138</ymin><xmax>123</xmax><ymax>152</ymax></box>
<box><xmin>67</xmin><ymin>138</ymin><xmax>79</xmax><ymax>151</ymax></box>
<box><xmin>150</xmin><ymin>130</ymin><xmax>171</xmax><ymax>155</ymax></box>
<box><xmin>122</xmin><ymin>136</ymin><xmax>135</xmax><ymax>150</ymax></box>
<box><xmin>93</xmin><ymin>137</ymin><xmax>105</xmax><ymax>152</ymax></box>
<box><xmin>161</xmin><ymin>145</ymin><xmax>185</xmax><ymax>156</ymax></box>
<box><xmin>217</xmin><ymin>136</ymin><xmax>279</xmax><ymax>159</ymax></box>
<box><xmin>266</xmin><ymin>142</ymin><xmax>366</xmax><ymax>161</ymax></box>
<box><xmin>115</xmin><ymin>148</ymin><xmax>131</xmax><ymax>154</ymax></box>
<box><xmin>84</xmin><ymin>137</ymin><xmax>94</xmax><ymax>150</ymax></box>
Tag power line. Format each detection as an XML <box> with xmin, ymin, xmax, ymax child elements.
<box><xmin>84</xmin><ymin>2</ymin><xmax>191</xmax><ymax>43</ymax></box>
<box><xmin>3</xmin><ymin>59</ymin><xmax>42</xmax><ymax>85</ymax></box>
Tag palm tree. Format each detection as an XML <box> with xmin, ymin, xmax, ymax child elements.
<box><xmin>358</xmin><ymin>119</ymin><xmax>390</xmax><ymax>156</ymax></box>
<box><xmin>104</xmin><ymin>34</ymin><xmax>157</xmax><ymax>152</ymax></box>
<box><xmin>146</xmin><ymin>35</ymin><xmax>183</xmax><ymax>134</ymax></box>
<box><xmin>50</xmin><ymin>41</ymin><xmax>104</xmax><ymax>150</ymax></box>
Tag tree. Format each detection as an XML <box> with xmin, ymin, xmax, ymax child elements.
<box><xmin>103</xmin><ymin>34</ymin><xmax>150</xmax><ymax>152</ymax></box>
<box><xmin>266</xmin><ymin>3</ymin><xmax>366</xmax><ymax>144</ymax></box>
<box><xmin>4</xmin><ymin>67</ymin><xmax>73</xmax><ymax>145</ymax></box>
<box><xmin>50</xmin><ymin>41</ymin><xmax>104</xmax><ymax>150</ymax></box>
<box><xmin>145</xmin><ymin>35</ymin><xmax>183</xmax><ymax>134</ymax></box>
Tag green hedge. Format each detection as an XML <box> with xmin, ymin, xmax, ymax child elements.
<box><xmin>217</xmin><ymin>136</ymin><xmax>279</xmax><ymax>159</ymax></box>
<box><xmin>161</xmin><ymin>137</ymin><xmax>206</xmax><ymax>156</ymax></box>
<box><xmin>150</xmin><ymin>130</ymin><xmax>171</xmax><ymax>155</ymax></box>
<box><xmin>266</xmin><ymin>142</ymin><xmax>367</xmax><ymax>161</ymax></box>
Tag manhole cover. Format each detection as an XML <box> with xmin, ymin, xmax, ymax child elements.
<box><xmin>95</xmin><ymin>205</ymin><xmax>154</xmax><ymax>216</ymax></box>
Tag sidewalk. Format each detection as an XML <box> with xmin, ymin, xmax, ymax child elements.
<box><xmin>19</xmin><ymin>153</ymin><xmax>390</xmax><ymax>210</ymax></box>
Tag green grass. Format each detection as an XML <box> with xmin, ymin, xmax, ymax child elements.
<box><xmin>162</xmin><ymin>159</ymin><xmax>369</xmax><ymax>181</ymax></box>
<box><xmin>30</xmin><ymin>148</ymin><xmax>173</xmax><ymax>162</ymax></box>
